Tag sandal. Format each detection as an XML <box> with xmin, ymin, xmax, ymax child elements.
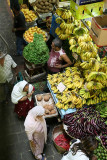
<box><xmin>42</xmin><ymin>156</ymin><xmax>46</xmax><ymax>160</ymax></box>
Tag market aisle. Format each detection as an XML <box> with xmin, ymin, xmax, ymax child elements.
<box><xmin>0</xmin><ymin>1</ymin><xmax>62</xmax><ymax>160</ymax></box>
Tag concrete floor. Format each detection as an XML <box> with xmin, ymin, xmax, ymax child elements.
<box><xmin>0</xmin><ymin>1</ymin><xmax>62</xmax><ymax>160</ymax></box>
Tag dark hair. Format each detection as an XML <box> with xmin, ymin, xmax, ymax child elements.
<box><xmin>71</xmin><ymin>136</ymin><xmax>98</xmax><ymax>159</ymax></box>
<box><xmin>13</xmin><ymin>3</ymin><xmax>20</xmax><ymax>11</ymax></box>
<box><xmin>52</xmin><ymin>38</ymin><xmax>62</xmax><ymax>49</ymax></box>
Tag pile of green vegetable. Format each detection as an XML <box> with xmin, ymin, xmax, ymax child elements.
<box><xmin>94</xmin><ymin>141</ymin><xmax>107</xmax><ymax>160</ymax></box>
<box><xmin>23</xmin><ymin>33</ymin><xmax>49</xmax><ymax>64</ymax></box>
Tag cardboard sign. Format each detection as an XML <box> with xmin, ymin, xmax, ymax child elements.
<box><xmin>57</xmin><ymin>82</ymin><xmax>66</xmax><ymax>93</ymax></box>
<box><xmin>70</xmin><ymin>0</ymin><xmax>104</xmax><ymax>20</ymax></box>
<box><xmin>73</xmin><ymin>0</ymin><xmax>103</xmax><ymax>6</ymax></box>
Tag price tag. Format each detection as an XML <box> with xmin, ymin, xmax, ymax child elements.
<box><xmin>57</xmin><ymin>82</ymin><xmax>66</xmax><ymax>93</ymax></box>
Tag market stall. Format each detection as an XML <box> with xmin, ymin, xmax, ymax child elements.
<box><xmin>19</xmin><ymin>0</ymin><xmax>107</xmax><ymax>158</ymax></box>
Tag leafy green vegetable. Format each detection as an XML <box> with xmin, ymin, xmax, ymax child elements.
<box><xmin>23</xmin><ymin>33</ymin><xmax>49</xmax><ymax>64</ymax></box>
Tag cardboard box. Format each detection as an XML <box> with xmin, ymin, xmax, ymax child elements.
<box><xmin>90</xmin><ymin>15</ymin><xmax>107</xmax><ymax>47</ymax></box>
<box><xmin>70</xmin><ymin>0</ymin><xmax>104</xmax><ymax>19</ymax></box>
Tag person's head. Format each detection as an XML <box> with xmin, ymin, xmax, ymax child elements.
<box><xmin>29</xmin><ymin>106</ymin><xmax>45</xmax><ymax>120</ymax></box>
<box><xmin>12</xmin><ymin>4</ymin><xmax>20</xmax><ymax>15</ymax></box>
<box><xmin>52</xmin><ymin>38</ymin><xmax>62</xmax><ymax>51</ymax></box>
<box><xmin>71</xmin><ymin>136</ymin><xmax>98</xmax><ymax>158</ymax></box>
<box><xmin>18</xmin><ymin>80</ymin><xmax>29</xmax><ymax>92</ymax></box>
<box><xmin>23</xmin><ymin>84</ymin><xmax>29</xmax><ymax>92</ymax></box>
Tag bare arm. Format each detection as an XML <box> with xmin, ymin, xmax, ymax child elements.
<box><xmin>61</xmin><ymin>54</ymin><xmax>72</xmax><ymax>68</ymax></box>
<box><xmin>18</xmin><ymin>96</ymin><xmax>28</xmax><ymax>102</ymax></box>
<box><xmin>13</xmin><ymin>66</ymin><xmax>18</xmax><ymax>76</ymax></box>
<box><xmin>55</xmin><ymin>54</ymin><xmax>72</xmax><ymax>69</ymax></box>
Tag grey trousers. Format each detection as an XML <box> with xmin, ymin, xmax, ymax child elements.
<box><xmin>0</xmin><ymin>81</ymin><xmax>13</xmax><ymax>102</ymax></box>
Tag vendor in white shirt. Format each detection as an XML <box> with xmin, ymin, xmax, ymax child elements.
<box><xmin>0</xmin><ymin>52</ymin><xmax>17</xmax><ymax>103</ymax></box>
<box><xmin>47</xmin><ymin>38</ymin><xmax>72</xmax><ymax>74</ymax></box>
<box><xmin>61</xmin><ymin>136</ymin><xmax>98</xmax><ymax>160</ymax></box>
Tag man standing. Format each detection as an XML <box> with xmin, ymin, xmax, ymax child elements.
<box><xmin>0</xmin><ymin>52</ymin><xmax>17</xmax><ymax>103</ymax></box>
<box><xmin>12</xmin><ymin>4</ymin><xmax>26</xmax><ymax>56</ymax></box>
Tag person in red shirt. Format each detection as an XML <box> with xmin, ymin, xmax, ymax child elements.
<box><xmin>47</xmin><ymin>38</ymin><xmax>72</xmax><ymax>74</ymax></box>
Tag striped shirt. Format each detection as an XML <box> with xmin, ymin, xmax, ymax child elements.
<box><xmin>0</xmin><ymin>54</ymin><xmax>17</xmax><ymax>83</ymax></box>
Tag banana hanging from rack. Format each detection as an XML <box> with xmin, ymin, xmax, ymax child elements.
<box><xmin>56</xmin><ymin>17</ymin><xmax>64</xmax><ymax>24</ymax></box>
<box><xmin>61</xmin><ymin>10</ymin><xmax>72</xmax><ymax>19</ymax></box>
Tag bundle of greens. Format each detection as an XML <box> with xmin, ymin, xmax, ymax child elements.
<box><xmin>23</xmin><ymin>33</ymin><xmax>49</xmax><ymax>64</ymax></box>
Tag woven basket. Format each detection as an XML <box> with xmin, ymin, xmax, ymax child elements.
<box><xmin>52</xmin><ymin>125</ymin><xmax>66</xmax><ymax>154</ymax></box>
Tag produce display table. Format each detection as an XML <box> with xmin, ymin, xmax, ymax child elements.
<box><xmin>47</xmin><ymin>81</ymin><xmax>76</xmax><ymax>119</ymax></box>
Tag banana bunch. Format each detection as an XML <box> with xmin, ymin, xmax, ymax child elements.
<box><xmin>78</xmin><ymin>36</ymin><xmax>86</xmax><ymax>44</ymax></box>
<box><xmin>51</xmin><ymin>86</ymin><xmax>59</xmax><ymax>93</ymax></box>
<box><xmin>87</xmin><ymin>72</ymin><xmax>107</xmax><ymax>82</ymax></box>
<box><xmin>79</xmin><ymin>42</ymin><xmax>89</xmax><ymax>51</ymax></box>
<box><xmin>56</xmin><ymin>8</ymin><xmax>64</xmax><ymax>17</ymax></box>
<box><xmin>80</xmin><ymin>50</ymin><xmax>97</xmax><ymax>61</ymax></box>
<box><xmin>99</xmin><ymin>63</ymin><xmax>107</xmax><ymax>73</ymax></box>
<box><xmin>59</xmin><ymin>34</ymin><xmax>69</xmax><ymax>40</ymax></box>
<box><xmin>73</xmin><ymin>79</ymin><xmax>84</xmax><ymax>88</ymax></box>
<box><xmin>86</xmin><ymin>97</ymin><xmax>101</xmax><ymax>105</ymax></box>
<box><xmin>99</xmin><ymin>90</ymin><xmax>107</xmax><ymax>98</ymax></box>
<box><xmin>61</xmin><ymin>10</ymin><xmax>72</xmax><ymax>19</ymax></box>
<box><xmin>69</xmin><ymin>38</ymin><xmax>76</xmax><ymax>46</ymax></box>
<box><xmin>74</xmin><ymin>20</ymin><xmax>81</xmax><ymax>26</ymax></box>
<box><xmin>79</xmin><ymin>41</ymin><xmax>94</xmax><ymax>51</ymax></box>
<box><xmin>76</xmin><ymin>46</ymin><xmax>82</xmax><ymax>54</ymax></box>
<box><xmin>55</xmin><ymin>27</ymin><xmax>64</xmax><ymax>35</ymax></box>
<box><xmin>55</xmin><ymin>17</ymin><xmax>64</xmax><ymax>24</ymax></box>
<box><xmin>80</xmin><ymin>61</ymin><xmax>91</xmax><ymax>69</ymax></box>
<box><xmin>79</xmin><ymin>88</ymin><xmax>91</xmax><ymax>99</ymax></box>
<box><xmin>69</xmin><ymin>45</ymin><xmax>77</xmax><ymax>52</ymax></box>
<box><xmin>56</xmin><ymin>101</ymin><xmax>65</xmax><ymax>109</ymax></box>
<box><xmin>71</xmin><ymin>67</ymin><xmax>79</xmax><ymax>72</ymax></box>
<box><xmin>65</xmin><ymin>28</ymin><xmax>72</xmax><ymax>35</ymax></box>
<box><xmin>86</xmin><ymin>81</ymin><xmax>103</xmax><ymax>90</ymax></box>
<box><xmin>71</xmin><ymin>93</ymin><xmax>83</xmax><ymax>107</ymax></box>
<box><xmin>78</xmin><ymin>34</ymin><xmax>92</xmax><ymax>44</ymax></box>
<box><xmin>65</xmin><ymin>83</ymin><xmax>75</xmax><ymax>89</ymax></box>
<box><xmin>65</xmin><ymin>69</ymin><xmax>72</xmax><ymax>77</ymax></box>
<box><xmin>60</xmin><ymin>22</ymin><xmax>67</xmax><ymax>30</ymax></box>
<box><xmin>91</xmin><ymin>60</ymin><xmax>100</xmax><ymax>72</ymax></box>
<box><xmin>101</xmin><ymin>57</ymin><xmax>107</xmax><ymax>64</ymax></box>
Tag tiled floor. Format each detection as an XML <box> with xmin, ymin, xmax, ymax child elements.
<box><xmin>0</xmin><ymin>1</ymin><xmax>62</xmax><ymax>160</ymax></box>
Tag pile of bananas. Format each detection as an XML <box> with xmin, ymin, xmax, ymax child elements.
<box><xmin>55</xmin><ymin>8</ymin><xmax>86</xmax><ymax>40</ymax></box>
<box><xmin>48</xmin><ymin>67</ymin><xmax>85</xmax><ymax>110</ymax></box>
<box><xmin>50</xmin><ymin>8</ymin><xmax>107</xmax><ymax>110</ymax></box>
<box><xmin>48</xmin><ymin>63</ymin><xmax>107</xmax><ymax>110</ymax></box>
